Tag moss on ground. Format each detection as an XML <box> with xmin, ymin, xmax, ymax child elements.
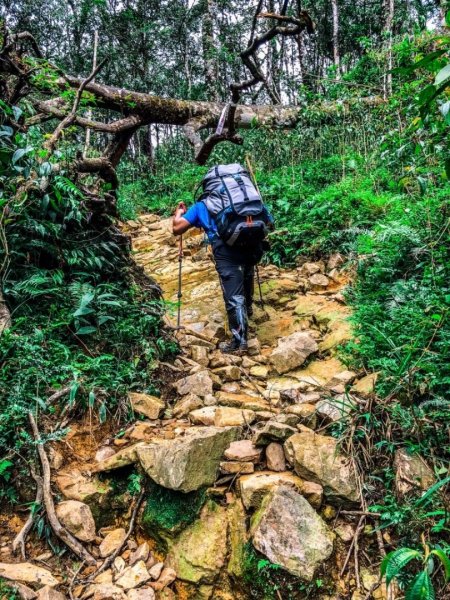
<box><xmin>141</xmin><ymin>481</ymin><xmax>206</xmax><ymax>550</ymax></box>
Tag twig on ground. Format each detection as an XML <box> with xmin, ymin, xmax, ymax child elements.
<box><xmin>28</xmin><ymin>412</ymin><xmax>97</xmax><ymax>565</ymax></box>
<box><xmin>340</xmin><ymin>515</ymin><xmax>365</xmax><ymax>578</ymax></box>
<box><xmin>69</xmin><ymin>560</ymin><xmax>86</xmax><ymax>600</ymax></box>
<box><xmin>86</xmin><ymin>486</ymin><xmax>145</xmax><ymax>582</ymax></box>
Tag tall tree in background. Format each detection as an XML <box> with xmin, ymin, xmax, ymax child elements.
<box><xmin>384</xmin><ymin>0</ymin><xmax>395</xmax><ymax>97</ymax></box>
<box><xmin>331</xmin><ymin>0</ymin><xmax>341</xmax><ymax>77</ymax></box>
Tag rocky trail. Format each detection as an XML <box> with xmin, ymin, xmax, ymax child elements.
<box><xmin>1</xmin><ymin>214</ymin><xmax>404</xmax><ymax>600</ymax></box>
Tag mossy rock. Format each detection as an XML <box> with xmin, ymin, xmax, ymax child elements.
<box><xmin>140</xmin><ymin>480</ymin><xmax>206</xmax><ymax>551</ymax></box>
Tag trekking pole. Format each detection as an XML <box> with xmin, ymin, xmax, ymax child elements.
<box><xmin>255</xmin><ymin>264</ymin><xmax>265</xmax><ymax>310</ymax></box>
<box><xmin>246</xmin><ymin>155</ymin><xmax>266</xmax><ymax>311</ymax></box>
<box><xmin>176</xmin><ymin>201</ymin><xmax>187</xmax><ymax>329</ymax></box>
<box><xmin>177</xmin><ymin>234</ymin><xmax>183</xmax><ymax>329</ymax></box>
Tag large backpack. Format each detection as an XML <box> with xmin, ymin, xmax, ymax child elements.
<box><xmin>197</xmin><ymin>163</ymin><xmax>271</xmax><ymax>248</ymax></box>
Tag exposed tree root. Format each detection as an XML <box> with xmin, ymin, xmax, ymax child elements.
<box><xmin>11</xmin><ymin>470</ymin><xmax>43</xmax><ymax>559</ymax></box>
<box><xmin>28</xmin><ymin>412</ymin><xmax>97</xmax><ymax>565</ymax></box>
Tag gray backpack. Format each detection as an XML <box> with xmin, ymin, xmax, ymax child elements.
<box><xmin>197</xmin><ymin>164</ymin><xmax>271</xmax><ymax>248</ymax></box>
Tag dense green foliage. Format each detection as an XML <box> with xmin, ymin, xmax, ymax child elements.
<box><xmin>0</xmin><ymin>102</ymin><xmax>176</xmax><ymax>502</ymax></box>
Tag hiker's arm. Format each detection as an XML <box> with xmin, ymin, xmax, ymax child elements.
<box><xmin>172</xmin><ymin>203</ymin><xmax>192</xmax><ymax>236</ymax></box>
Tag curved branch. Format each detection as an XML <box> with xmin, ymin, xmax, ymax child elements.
<box><xmin>28</xmin><ymin>412</ymin><xmax>97</xmax><ymax>565</ymax></box>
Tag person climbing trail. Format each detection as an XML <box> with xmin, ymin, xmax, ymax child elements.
<box><xmin>172</xmin><ymin>163</ymin><xmax>274</xmax><ymax>354</ymax></box>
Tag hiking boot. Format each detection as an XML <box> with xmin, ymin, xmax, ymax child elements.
<box><xmin>219</xmin><ymin>339</ymin><xmax>248</xmax><ymax>355</ymax></box>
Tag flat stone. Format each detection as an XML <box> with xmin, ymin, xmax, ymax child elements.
<box><xmin>285</xmin><ymin>403</ymin><xmax>317</xmax><ymax>429</ymax></box>
<box><xmin>128</xmin><ymin>393</ymin><xmax>165</xmax><ymax>420</ymax></box>
<box><xmin>251</xmin><ymin>486</ymin><xmax>334</xmax><ymax>581</ymax></box>
<box><xmin>216</xmin><ymin>391</ymin><xmax>271</xmax><ymax>412</ymax></box>
<box><xmin>253</xmin><ymin>421</ymin><xmax>297</xmax><ymax>446</ymax></box>
<box><xmin>316</xmin><ymin>395</ymin><xmax>356</xmax><ymax>422</ymax></box>
<box><xmin>265</xmin><ymin>443</ymin><xmax>286</xmax><ymax>472</ymax></box>
<box><xmin>351</xmin><ymin>372</ymin><xmax>378</xmax><ymax>396</ymax></box>
<box><xmin>239</xmin><ymin>471</ymin><xmax>304</xmax><ymax>510</ymax></box>
<box><xmin>115</xmin><ymin>561</ymin><xmax>150</xmax><ymax>590</ymax></box>
<box><xmin>189</xmin><ymin>407</ymin><xmax>217</xmax><ymax>426</ymax></box>
<box><xmin>55</xmin><ymin>469</ymin><xmax>111</xmax><ymax>503</ymax></box>
<box><xmin>190</xmin><ymin>345</ymin><xmax>210</xmax><ymax>367</ymax></box>
<box><xmin>148</xmin><ymin>562</ymin><xmax>164</xmax><ymax>581</ymax></box>
<box><xmin>93</xmin><ymin>443</ymin><xmax>144</xmax><ymax>472</ymax></box>
<box><xmin>55</xmin><ymin>500</ymin><xmax>96</xmax><ymax>542</ymax></box>
<box><xmin>91</xmin><ymin>584</ymin><xmax>127</xmax><ymax>600</ymax></box>
<box><xmin>212</xmin><ymin>366</ymin><xmax>241</xmax><ymax>382</ymax></box>
<box><xmin>129</xmin><ymin>543</ymin><xmax>149</xmax><ymax>566</ymax></box>
<box><xmin>308</xmin><ymin>274</ymin><xmax>329</xmax><ymax>290</ymax></box>
<box><xmin>35</xmin><ymin>587</ymin><xmax>65</xmax><ymax>600</ymax></box>
<box><xmin>100</xmin><ymin>528</ymin><xmax>127</xmax><ymax>558</ymax></box>
<box><xmin>173</xmin><ymin>371</ymin><xmax>213</xmax><ymax>398</ymax></box>
<box><xmin>147</xmin><ymin>568</ymin><xmax>176</xmax><ymax>591</ymax></box>
<box><xmin>114</xmin><ymin>557</ymin><xmax>126</xmax><ymax>574</ymax></box>
<box><xmin>172</xmin><ymin>394</ymin><xmax>203</xmax><ymax>418</ymax></box>
<box><xmin>95</xmin><ymin>447</ymin><xmax>116</xmax><ymax>463</ymax></box>
<box><xmin>247</xmin><ymin>338</ymin><xmax>261</xmax><ymax>356</ymax></box>
<box><xmin>127</xmin><ymin>589</ymin><xmax>155</xmax><ymax>600</ymax></box>
<box><xmin>249</xmin><ymin>365</ymin><xmax>269</xmax><ymax>379</ymax></box>
<box><xmin>224</xmin><ymin>440</ymin><xmax>262</xmax><ymax>463</ymax></box>
<box><xmin>284</xmin><ymin>427</ymin><xmax>359</xmax><ymax>504</ymax></box>
<box><xmin>0</xmin><ymin>563</ymin><xmax>59</xmax><ymax>587</ymax></box>
<box><xmin>394</xmin><ymin>448</ymin><xmax>435</xmax><ymax>496</ymax></box>
<box><xmin>300</xmin><ymin>262</ymin><xmax>325</xmax><ymax>276</ymax></box>
<box><xmin>270</xmin><ymin>332</ymin><xmax>318</xmax><ymax>375</ymax></box>
<box><xmin>165</xmin><ymin>501</ymin><xmax>227</xmax><ymax>585</ymax></box>
<box><xmin>214</xmin><ymin>406</ymin><xmax>255</xmax><ymax>427</ymax></box>
<box><xmin>220</xmin><ymin>461</ymin><xmax>254</xmax><ymax>474</ymax></box>
<box><xmin>137</xmin><ymin>426</ymin><xmax>240</xmax><ymax>492</ymax></box>
<box><xmin>327</xmin><ymin>254</ymin><xmax>344</xmax><ymax>271</ymax></box>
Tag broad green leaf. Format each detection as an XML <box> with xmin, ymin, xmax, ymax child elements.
<box><xmin>406</xmin><ymin>571</ymin><xmax>435</xmax><ymax>600</ymax></box>
<box><xmin>430</xmin><ymin>549</ymin><xmax>450</xmax><ymax>581</ymax></box>
<box><xmin>435</xmin><ymin>64</ymin><xmax>450</xmax><ymax>86</ymax></box>
<box><xmin>418</xmin><ymin>85</ymin><xmax>437</xmax><ymax>107</ymax></box>
<box><xmin>381</xmin><ymin>548</ymin><xmax>422</xmax><ymax>586</ymax></box>
<box><xmin>76</xmin><ymin>325</ymin><xmax>97</xmax><ymax>335</ymax></box>
<box><xmin>446</xmin><ymin>10</ymin><xmax>450</xmax><ymax>27</ymax></box>
<box><xmin>12</xmin><ymin>146</ymin><xmax>32</xmax><ymax>164</ymax></box>
<box><xmin>88</xmin><ymin>390</ymin><xmax>95</xmax><ymax>408</ymax></box>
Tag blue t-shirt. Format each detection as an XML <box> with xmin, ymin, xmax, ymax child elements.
<box><xmin>183</xmin><ymin>202</ymin><xmax>218</xmax><ymax>243</ymax></box>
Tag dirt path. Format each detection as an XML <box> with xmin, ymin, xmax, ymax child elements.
<box><xmin>0</xmin><ymin>214</ymin><xmax>386</xmax><ymax>600</ymax></box>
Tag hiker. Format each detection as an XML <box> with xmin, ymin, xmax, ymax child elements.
<box><xmin>172</xmin><ymin>163</ymin><xmax>274</xmax><ymax>353</ymax></box>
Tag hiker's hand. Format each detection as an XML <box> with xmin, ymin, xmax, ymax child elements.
<box><xmin>177</xmin><ymin>202</ymin><xmax>187</xmax><ymax>215</ymax></box>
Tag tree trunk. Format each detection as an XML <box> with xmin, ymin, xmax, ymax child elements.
<box><xmin>383</xmin><ymin>0</ymin><xmax>395</xmax><ymax>98</ymax></box>
<box><xmin>202</xmin><ymin>0</ymin><xmax>218</xmax><ymax>101</ymax></box>
<box><xmin>331</xmin><ymin>0</ymin><xmax>340</xmax><ymax>77</ymax></box>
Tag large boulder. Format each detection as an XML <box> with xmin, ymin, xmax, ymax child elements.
<box><xmin>250</xmin><ymin>486</ymin><xmax>334</xmax><ymax>581</ymax></box>
<box><xmin>137</xmin><ymin>426</ymin><xmax>240</xmax><ymax>492</ymax></box>
<box><xmin>165</xmin><ymin>501</ymin><xmax>228</xmax><ymax>585</ymax></box>
<box><xmin>269</xmin><ymin>332</ymin><xmax>318</xmax><ymax>375</ymax></box>
<box><xmin>55</xmin><ymin>500</ymin><xmax>96</xmax><ymax>542</ymax></box>
<box><xmin>284</xmin><ymin>427</ymin><xmax>359</xmax><ymax>504</ymax></box>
